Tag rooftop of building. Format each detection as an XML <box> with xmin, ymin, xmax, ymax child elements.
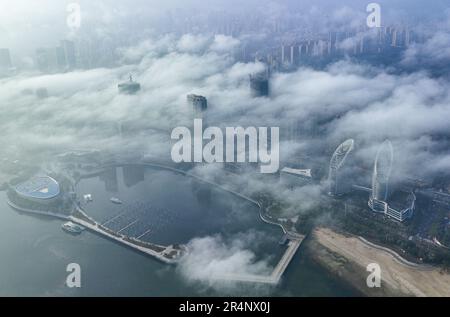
<box><xmin>15</xmin><ymin>176</ymin><xmax>60</xmax><ymax>200</ymax></box>
<box><xmin>187</xmin><ymin>94</ymin><xmax>207</xmax><ymax>101</ymax></box>
<box><xmin>118</xmin><ymin>75</ymin><xmax>141</xmax><ymax>93</ymax></box>
<box><xmin>388</xmin><ymin>190</ymin><xmax>415</xmax><ymax>211</ymax></box>
<box><xmin>281</xmin><ymin>167</ymin><xmax>312</xmax><ymax>178</ymax></box>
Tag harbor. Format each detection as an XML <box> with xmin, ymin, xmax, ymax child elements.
<box><xmin>3</xmin><ymin>161</ymin><xmax>307</xmax><ymax>285</ymax></box>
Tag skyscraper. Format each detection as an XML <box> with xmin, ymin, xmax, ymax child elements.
<box><xmin>368</xmin><ymin>140</ymin><xmax>415</xmax><ymax>222</ymax></box>
<box><xmin>60</xmin><ymin>40</ymin><xmax>77</xmax><ymax>70</ymax></box>
<box><xmin>328</xmin><ymin>139</ymin><xmax>354</xmax><ymax>196</ymax></box>
<box><xmin>371</xmin><ymin>140</ymin><xmax>393</xmax><ymax>203</ymax></box>
<box><xmin>35</xmin><ymin>48</ymin><xmax>58</xmax><ymax>73</ymax></box>
<box><xmin>0</xmin><ymin>49</ymin><xmax>12</xmax><ymax>70</ymax></box>
<box><xmin>35</xmin><ymin>40</ymin><xmax>77</xmax><ymax>73</ymax></box>
<box><xmin>249</xmin><ymin>73</ymin><xmax>269</xmax><ymax>97</ymax></box>
<box><xmin>187</xmin><ymin>94</ymin><xmax>208</xmax><ymax>118</ymax></box>
<box><xmin>118</xmin><ymin>75</ymin><xmax>141</xmax><ymax>94</ymax></box>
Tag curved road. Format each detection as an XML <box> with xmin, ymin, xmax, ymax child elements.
<box><xmin>358</xmin><ymin>237</ymin><xmax>435</xmax><ymax>271</ymax></box>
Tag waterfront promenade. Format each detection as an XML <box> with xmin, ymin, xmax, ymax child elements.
<box><xmin>6</xmin><ymin>161</ymin><xmax>305</xmax><ymax>283</ymax></box>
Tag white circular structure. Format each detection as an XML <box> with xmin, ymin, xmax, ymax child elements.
<box><xmin>15</xmin><ymin>176</ymin><xmax>60</xmax><ymax>202</ymax></box>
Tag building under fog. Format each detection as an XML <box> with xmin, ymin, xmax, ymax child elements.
<box><xmin>368</xmin><ymin>140</ymin><xmax>415</xmax><ymax>222</ymax></box>
<box><xmin>0</xmin><ymin>48</ymin><xmax>15</xmax><ymax>77</ymax></box>
<box><xmin>60</xmin><ymin>40</ymin><xmax>76</xmax><ymax>70</ymax></box>
<box><xmin>118</xmin><ymin>75</ymin><xmax>141</xmax><ymax>94</ymax></box>
<box><xmin>280</xmin><ymin>167</ymin><xmax>314</xmax><ymax>188</ymax></box>
<box><xmin>371</xmin><ymin>140</ymin><xmax>393</xmax><ymax>203</ymax></box>
<box><xmin>249</xmin><ymin>73</ymin><xmax>269</xmax><ymax>97</ymax></box>
<box><xmin>35</xmin><ymin>88</ymin><xmax>49</xmax><ymax>99</ymax></box>
<box><xmin>328</xmin><ymin>139</ymin><xmax>354</xmax><ymax>196</ymax></box>
<box><xmin>35</xmin><ymin>40</ymin><xmax>77</xmax><ymax>73</ymax></box>
<box><xmin>0</xmin><ymin>49</ymin><xmax>12</xmax><ymax>70</ymax></box>
<box><xmin>187</xmin><ymin>94</ymin><xmax>207</xmax><ymax>117</ymax></box>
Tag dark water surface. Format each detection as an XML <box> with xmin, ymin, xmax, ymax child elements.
<box><xmin>0</xmin><ymin>166</ymin><xmax>357</xmax><ymax>296</ymax></box>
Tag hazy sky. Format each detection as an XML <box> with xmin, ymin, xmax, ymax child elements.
<box><xmin>1</xmin><ymin>0</ymin><xmax>449</xmax><ymax>55</ymax></box>
<box><xmin>1</xmin><ymin>0</ymin><xmax>449</xmax><ymax>201</ymax></box>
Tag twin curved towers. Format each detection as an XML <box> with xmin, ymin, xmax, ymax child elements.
<box><xmin>327</xmin><ymin>138</ymin><xmax>414</xmax><ymax>222</ymax></box>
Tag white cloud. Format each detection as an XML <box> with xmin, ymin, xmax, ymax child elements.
<box><xmin>176</xmin><ymin>34</ymin><xmax>211</xmax><ymax>53</ymax></box>
<box><xmin>210</xmin><ymin>35</ymin><xmax>240</xmax><ymax>53</ymax></box>
<box><xmin>177</xmin><ymin>232</ymin><xmax>272</xmax><ymax>286</ymax></box>
<box><xmin>1</xmin><ymin>31</ymin><xmax>449</xmax><ymax>204</ymax></box>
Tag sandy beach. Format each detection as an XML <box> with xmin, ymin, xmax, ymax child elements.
<box><xmin>307</xmin><ymin>227</ymin><xmax>450</xmax><ymax>297</ymax></box>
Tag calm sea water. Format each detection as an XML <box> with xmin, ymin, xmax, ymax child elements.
<box><xmin>0</xmin><ymin>166</ymin><xmax>358</xmax><ymax>296</ymax></box>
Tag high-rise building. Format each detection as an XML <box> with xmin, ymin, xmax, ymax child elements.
<box><xmin>56</xmin><ymin>46</ymin><xmax>67</xmax><ymax>70</ymax></box>
<box><xmin>391</xmin><ymin>29</ymin><xmax>399</xmax><ymax>47</ymax></box>
<box><xmin>60</xmin><ymin>40</ymin><xmax>77</xmax><ymax>70</ymax></box>
<box><xmin>290</xmin><ymin>46</ymin><xmax>295</xmax><ymax>64</ymax></box>
<box><xmin>118</xmin><ymin>75</ymin><xmax>141</xmax><ymax>94</ymax></box>
<box><xmin>281</xmin><ymin>45</ymin><xmax>287</xmax><ymax>64</ymax></box>
<box><xmin>187</xmin><ymin>94</ymin><xmax>208</xmax><ymax>117</ymax></box>
<box><xmin>35</xmin><ymin>40</ymin><xmax>77</xmax><ymax>73</ymax></box>
<box><xmin>76</xmin><ymin>39</ymin><xmax>94</xmax><ymax>69</ymax></box>
<box><xmin>35</xmin><ymin>88</ymin><xmax>49</xmax><ymax>99</ymax></box>
<box><xmin>35</xmin><ymin>48</ymin><xmax>59</xmax><ymax>73</ymax></box>
<box><xmin>368</xmin><ymin>140</ymin><xmax>415</xmax><ymax>222</ymax></box>
<box><xmin>285</xmin><ymin>119</ymin><xmax>302</xmax><ymax>142</ymax></box>
<box><xmin>249</xmin><ymin>73</ymin><xmax>269</xmax><ymax>97</ymax></box>
<box><xmin>328</xmin><ymin>139</ymin><xmax>354</xmax><ymax>196</ymax></box>
<box><xmin>371</xmin><ymin>140</ymin><xmax>393</xmax><ymax>203</ymax></box>
<box><xmin>0</xmin><ymin>48</ymin><xmax>12</xmax><ymax>70</ymax></box>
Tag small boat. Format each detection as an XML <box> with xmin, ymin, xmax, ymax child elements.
<box><xmin>110</xmin><ymin>197</ymin><xmax>123</xmax><ymax>204</ymax></box>
<box><xmin>62</xmin><ymin>221</ymin><xmax>85</xmax><ymax>234</ymax></box>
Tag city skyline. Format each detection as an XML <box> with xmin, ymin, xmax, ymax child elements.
<box><xmin>0</xmin><ymin>0</ymin><xmax>449</xmax><ymax>299</ymax></box>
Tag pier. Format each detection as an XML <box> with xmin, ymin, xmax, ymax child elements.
<box><xmin>214</xmin><ymin>234</ymin><xmax>305</xmax><ymax>285</ymax></box>
<box><xmin>70</xmin><ymin>207</ymin><xmax>183</xmax><ymax>264</ymax></box>
<box><xmin>74</xmin><ymin>162</ymin><xmax>307</xmax><ymax>284</ymax></box>
<box><xmin>8</xmin><ymin>161</ymin><xmax>306</xmax><ymax>275</ymax></box>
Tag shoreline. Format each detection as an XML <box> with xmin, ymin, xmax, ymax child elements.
<box><xmin>7</xmin><ymin>197</ymin><xmax>185</xmax><ymax>264</ymax></box>
<box><xmin>6</xmin><ymin>162</ymin><xmax>294</xmax><ymax>272</ymax></box>
<box><xmin>306</xmin><ymin>227</ymin><xmax>450</xmax><ymax>297</ymax></box>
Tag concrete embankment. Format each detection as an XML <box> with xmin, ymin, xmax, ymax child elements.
<box><xmin>306</xmin><ymin>227</ymin><xmax>450</xmax><ymax>297</ymax></box>
<box><xmin>68</xmin><ymin>214</ymin><xmax>178</xmax><ymax>264</ymax></box>
<box><xmin>6</xmin><ymin>197</ymin><xmax>181</xmax><ymax>264</ymax></box>
<box><xmin>6</xmin><ymin>199</ymin><xmax>70</xmax><ymax>221</ymax></box>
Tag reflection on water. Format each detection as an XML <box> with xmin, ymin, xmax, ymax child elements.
<box><xmin>0</xmin><ymin>166</ymin><xmax>359</xmax><ymax>296</ymax></box>
<box><xmin>76</xmin><ymin>165</ymin><xmax>283</xmax><ymax>263</ymax></box>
